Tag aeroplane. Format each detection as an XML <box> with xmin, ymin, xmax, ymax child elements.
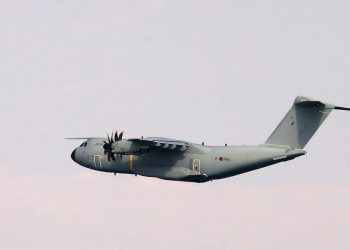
<box><xmin>68</xmin><ymin>96</ymin><xmax>349</xmax><ymax>183</ymax></box>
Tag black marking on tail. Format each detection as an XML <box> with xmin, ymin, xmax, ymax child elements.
<box><xmin>335</xmin><ymin>106</ymin><xmax>350</xmax><ymax>111</ymax></box>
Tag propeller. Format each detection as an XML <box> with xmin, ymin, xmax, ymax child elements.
<box><xmin>103</xmin><ymin>131</ymin><xmax>124</xmax><ymax>162</ymax></box>
<box><xmin>103</xmin><ymin>133</ymin><xmax>115</xmax><ymax>162</ymax></box>
<box><xmin>114</xmin><ymin>131</ymin><xmax>124</xmax><ymax>142</ymax></box>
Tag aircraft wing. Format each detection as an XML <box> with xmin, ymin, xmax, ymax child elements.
<box><xmin>128</xmin><ymin>137</ymin><xmax>189</xmax><ymax>152</ymax></box>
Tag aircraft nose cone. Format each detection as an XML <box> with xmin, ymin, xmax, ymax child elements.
<box><xmin>71</xmin><ymin>149</ymin><xmax>76</xmax><ymax>162</ymax></box>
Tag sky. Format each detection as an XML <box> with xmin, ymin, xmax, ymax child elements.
<box><xmin>1</xmin><ymin>1</ymin><xmax>350</xmax><ymax>249</ymax></box>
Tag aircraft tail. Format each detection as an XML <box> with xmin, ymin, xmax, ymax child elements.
<box><xmin>265</xmin><ymin>96</ymin><xmax>349</xmax><ymax>149</ymax></box>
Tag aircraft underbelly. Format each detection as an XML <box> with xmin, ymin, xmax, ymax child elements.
<box><xmin>132</xmin><ymin>152</ymin><xmax>210</xmax><ymax>182</ymax></box>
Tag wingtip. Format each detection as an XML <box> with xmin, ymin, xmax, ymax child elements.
<box><xmin>65</xmin><ymin>137</ymin><xmax>100</xmax><ymax>140</ymax></box>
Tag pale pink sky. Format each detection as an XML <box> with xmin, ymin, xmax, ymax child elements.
<box><xmin>1</xmin><ymin>1</ymin><xmax>350</xmax><ymax>249</ymax></box>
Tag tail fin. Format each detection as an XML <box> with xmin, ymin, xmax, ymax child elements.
<box><xmin>265</xmin><ymin>96</ymin><xmax>349</xmax><ymax>149</ymax></box>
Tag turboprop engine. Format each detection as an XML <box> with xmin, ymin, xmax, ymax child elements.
<box><xmin>102</xmin><ymin>131</ymin><xmax>150</xmax><ymax>161</ymax></box>
<box><xmin>112</xmin><ymin>140</ymin><xmax>145</xmax><ymax>155</ymax></box>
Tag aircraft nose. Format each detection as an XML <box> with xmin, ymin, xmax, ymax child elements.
<box><xmin>71</xmin><ymin>149</ymin><xmax>76</xmax><ymax>162</ymax></box>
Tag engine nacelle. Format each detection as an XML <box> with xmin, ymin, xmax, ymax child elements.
<box><xmin>112</xmin><ymin>140</ymin><xmax>149</xmax><ymax>155</ymax></box>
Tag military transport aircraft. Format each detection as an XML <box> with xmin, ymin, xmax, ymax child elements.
<box><xmin>68</xmin><ymin>96</ymin><xmax>349</xmax><ymax>183</ymax></box>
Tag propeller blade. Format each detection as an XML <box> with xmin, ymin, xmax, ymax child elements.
<box><xmin>107</xmin><ymin>154</ymin><xmax>111</xmax><ymax>162</ymax></box>
<box><xmin>104</xmin><ymin>150</ymin><xmax>108</xmax><ymax>155</ymax></box>
<box><xmin>115</xmin><ymin>131</ymin><xmax>119</xmax><ymax>141</ymax></box>
<box><xmin>110</xmin><ymin>153</ymin><xmax>116</xmax><ymax>161</ymax></box>
<box><xmin>118</xmin><ymin>131</ymin><xmax>124</xmax><ymax>141</ymax></box>
<box><xmin>111</xmin><ymin>131</ymin><xmax>114</xmax><ymax>143</ymax></box>
<box><xmin>107</xmin><ymin>133</ymin><xmax>111</xmax><ymax>144</ymax></box>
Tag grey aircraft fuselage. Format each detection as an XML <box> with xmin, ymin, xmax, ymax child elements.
<box><xmin>71</xmin><ymin>140</ymin><xmax>305</xmax><ymax>182</ymax></box>
<box><xmin>69</xmin><ymin>96</ymin><xmax>349</xmax><ymax>183</ymax></box>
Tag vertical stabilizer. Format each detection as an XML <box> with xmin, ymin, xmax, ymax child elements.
<box><xmin>265</xmin><ymin>96</ymin><xmax>339</xmax><ymax>149</ymax></box>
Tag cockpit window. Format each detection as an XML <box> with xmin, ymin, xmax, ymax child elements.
<box><xmin>80</xmin><ymin>143</ymin><xmax>84</xmax><ymax>147</ymax></box>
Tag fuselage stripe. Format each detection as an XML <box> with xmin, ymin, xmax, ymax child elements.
<box><xmin>129</xmin><ymin>155</ymin><xmax>133</xmax><ymax>170</ymax></box>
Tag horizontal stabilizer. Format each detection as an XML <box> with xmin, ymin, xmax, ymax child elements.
<box><xmin>334</xmin><ymin>106</ymin><xmax>350</xmax><ymax>111</ymax></box>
